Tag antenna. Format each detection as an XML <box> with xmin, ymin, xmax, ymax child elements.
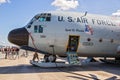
<box><xmin>81</xmin><ymin>11</ymin><xmax>88</xmax><ymax>17</ymax></box>
<box><xmin>84</xmin><ymin>11</ymin><xmax>87</xmax><ymax>16</ymax></box>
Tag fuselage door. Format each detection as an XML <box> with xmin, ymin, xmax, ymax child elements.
<box><xmin>67</xmin><ymin>35</ymin><xmax>80</xmax><ymax>52</ymax></box>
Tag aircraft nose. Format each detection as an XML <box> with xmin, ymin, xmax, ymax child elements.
<box><xmin>8</xmin><ymin>27</ymin><xmax>29</xmax><ymax>46</ymax></box>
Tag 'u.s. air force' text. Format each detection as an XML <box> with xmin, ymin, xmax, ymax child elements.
<box><xmin>58</xmin><ymin>16</ymin><xmax>116</xmax><ymax>26</ymax></box>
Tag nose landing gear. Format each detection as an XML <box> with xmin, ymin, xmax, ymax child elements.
<box><xmin>44</xmin><ymin>54</ymin><xmax>56</xmax><ymax>62</ymax></box>
<box><xmin>30</xmin><ymin>54</ymin><xmax>69</xmax><ymax>67</ymax></box>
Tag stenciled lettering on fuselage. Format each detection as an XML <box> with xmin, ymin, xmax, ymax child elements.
<box><xmin>65</xmin><ymin>28</ymin><xmax>84</xmax><ymax>32</ymax></box>
<box><xmin>82</xmin><ymin>42</ymin><xmax>94</xmax><ymax>46</ymax></box>
<box><xmin>58</xmin><ymin>16</ymin><xmax>116</xmax><ymax>26</ymax></box>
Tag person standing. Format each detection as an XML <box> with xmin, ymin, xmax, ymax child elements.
<box><xmin>32</xmin><ymin>51</ymin><xmax>39</xmax><ymax>62</ymax></box>
<box><xmin>16</xmin><ymin>48</ymin><xmax>20</xmax><ymax>59</ymax></box>
<box><xmin>4</xmin><ymin>47</ymin><xmax>7</xmax><ymax>59</ymax></box>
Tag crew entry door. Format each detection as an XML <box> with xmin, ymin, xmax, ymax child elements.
<box><xmin>67</xmin><ymin>35</ymin><xmax>80</xmax><ymax>52</ymax></box>
<box><xmin>66</xmin><ymin>35</ymin><xmax>80</xmax><ymax>65</ymax></box>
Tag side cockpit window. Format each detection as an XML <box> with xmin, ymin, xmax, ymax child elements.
<box><xmin>34</xmin><ymin>25</ymin><xmax>43</xmax><ymax>33</ymax></box>
<box><xmin>34</xmin><ymin>25</ymin><xmax>38</xmax><ymax>33</ymax></box>
<box><xmin>38</xmin><ymin>25</ymin><xmax>43</xmax><ymax>33</ymax></box>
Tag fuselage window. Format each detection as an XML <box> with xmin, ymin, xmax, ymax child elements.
<box><xmin>111</xmin><ymin>39</ymin><xmax>114</xmax><ymax>43</ymax></box>
<box><xmin>87</xmin><ymin>38</ymin><xmax>91</xmax><ymax>42</ymax></box>
<box><xmin>99</xmin><ymin>38</ymin><xmax>103</xmax><ymax>42</ymax></box>
<box><xmin>34</xmin><ymin>25</ymin><xmax>43</xmax><ymax>33</ymax></box>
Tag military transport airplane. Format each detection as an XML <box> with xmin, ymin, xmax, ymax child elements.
<box><xmin>8</xmin><ymin>11</ymin><xmax>120</xmax><ymax>64</ymax></box>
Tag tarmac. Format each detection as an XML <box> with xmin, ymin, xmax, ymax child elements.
<box><xmin>0</xmin><ymin>51</ymin><xmax>120</xmax><ymax>80</ymax></box>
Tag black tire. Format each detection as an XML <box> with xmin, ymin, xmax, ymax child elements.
<box><xmin>44</xmin><ymin>54</ymin><xmax>56</xmax><ymax>62</ymax></box>
<box><xmin>48</xmin><ymin>55</ymin><xmax>56</xmax><ymax>62</ymax></box>
<box><xmin>44</xmin><ymin>54</ymin><xmax>49</xmax><ymax>62</ymax></box>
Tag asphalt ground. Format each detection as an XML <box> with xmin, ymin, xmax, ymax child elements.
<box><xmin>0</xmin><ymin>51</ymin><xmax>120</xmax><ymax>80</ymax></box>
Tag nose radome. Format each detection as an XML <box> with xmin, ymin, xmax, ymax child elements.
<box><xmin>8</xmin><ymin>27</ymin><xmax>29</xmax><ymax>46</ymax></box>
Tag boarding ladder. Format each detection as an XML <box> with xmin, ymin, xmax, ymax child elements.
<box><xmin>66</xmin><ymin>52</ymin><xmax>80</xmax><ymax>65</ymax></box>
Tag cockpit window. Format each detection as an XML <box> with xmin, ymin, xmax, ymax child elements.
<box><xmin>34</xmin><ymin>25</ymin><xmax>43</xmax><ymax>33</ymax></box>
<box><xmin>34</xmin><ymin>25</ymin><xmax>38</xmax><ymax>33</ymax></box>
<box><xmin>27</xmin><ymin>25</ymin><xmax>31</xmax><ymax>28</ymax></box>
<box><xmin>36</xmin><ymin>13</ymin><xmax>51</xmax><ymax>22</ymax></box>
<box><xmin>39</xmin><ymin>17</ymin><xmax>46</xmax><ymax>22</ymax></box>
<box><xmin>27</xmin><ymin>13</ymin><xmax>51</xmax><ymax>28</ymax></box>
<box><xmin>39</xmin><ymin>25</ymin><xmax>43</xmax><ymax>33</ymax></box>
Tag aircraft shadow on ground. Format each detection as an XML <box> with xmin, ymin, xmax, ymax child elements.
<box><xmin>67</xmin><ymin>75</ymin><xmax>119</xmax><ymax>80</ymax></box>
<box><xmin>0</xmin><ymin>63</ymin><xmax>120</xmax><ymax>76</ymax></box>
<box><xmin>0</xmin><ymin>63</ymin><xmax>120</xmax><ymax>80</ymax></box>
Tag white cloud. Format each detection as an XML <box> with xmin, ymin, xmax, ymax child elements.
<box><xmin>0</xmin><ymin>0</ymin><xmax>10</xmax><ymax>4</ymax></box>
<box><xmin>112</xmin><ymin>10</ymin><xmax>120</xmax><ymax>17</ymax></box>
<box><xmin>51</xmin><ymin>0</ymin><xmax>79</xmax><ymax>10</ymax></box>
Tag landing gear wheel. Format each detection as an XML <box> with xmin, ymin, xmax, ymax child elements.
<box><xmin>44</xmin><ymin>54</ymin><xmax>56</xmax><ymax>62</ymax></box>
<box><xmin>44</xmin><ymin>55</ymin><xmax>49</xmax><ymax>62</ymax></box>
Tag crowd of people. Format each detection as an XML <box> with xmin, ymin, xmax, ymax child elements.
<box><xmin>0</xmin><ymin>46</ymin><xmax>39</xmax><ymax>61</ymax></box>
<box><xmin>0</xmin><ymin>47</ymin><xmax>20</xmax><ymax>59</ymax></box>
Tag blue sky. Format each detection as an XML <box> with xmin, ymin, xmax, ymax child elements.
<box><xmin>0</xmin><ymin>0</ymin><xmax>120</xmax><ymax>46</ymax></box>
